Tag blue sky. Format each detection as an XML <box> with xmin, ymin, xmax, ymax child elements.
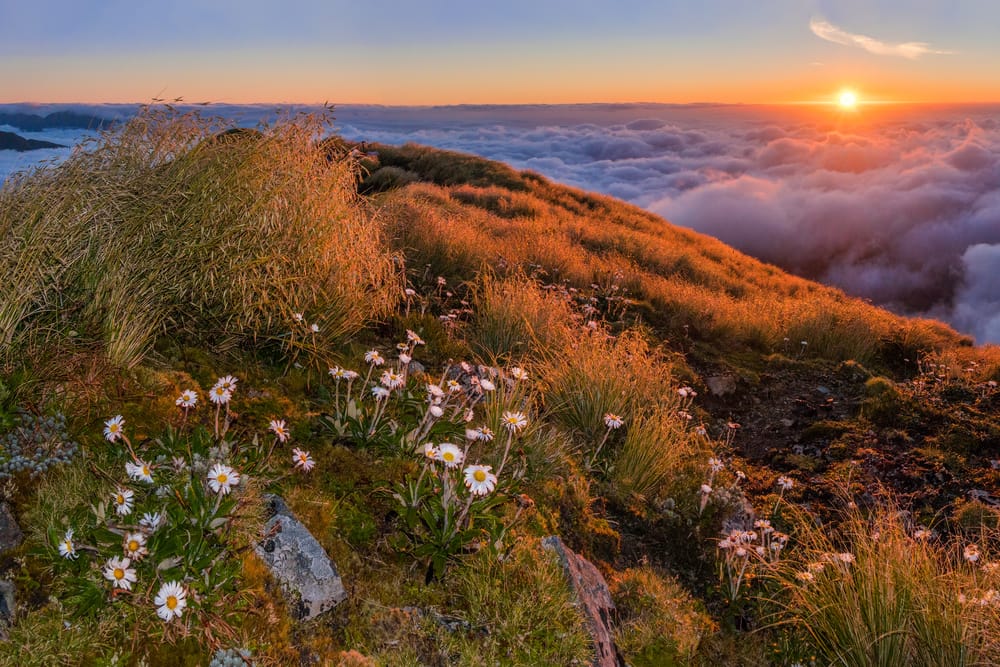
<box><xmin>1</xmin><ymin>1</ymin><xmax>997</xmax><ymax>103</ymax></box>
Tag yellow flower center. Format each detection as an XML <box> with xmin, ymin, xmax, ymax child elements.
<box><xmin>116</xmin><ymin>494</ymin><xmax>125</xmax><ymax>504</ymax></box>
<box><xmin>166</xmin><ymin>595</ymin><xmax>178</xmax><ymax>610</ymax></box>
<box><xmin>64</xmin><ymin>540</ymin><xmax>73</xmax><ymax>551</ymax></box>
<box><xmin>142</xmin><ymin>466</ymin><xmax>150</xmax><ymax>476</ymax></box>
<box><xmin>473</xmin><ymin>470</ymin><xmax>487</xmax><ymax>482</ymax></box>
<box><xmin>217</xmin><ymin>474</ymin><xmax>228</xmax><ymax>484</ymax></box>
<box><xmin>128</xmin><ymin>540</ymin><xmax>139</xmax><ymax>552</ymax></box>
<box><xmin>443</xmin><ymin>452</ymin><xmax>454</xmax><ymax>462</ymax></box>
<box><xmin>113</xmin><ymin>568</ymin><xmax>124</xmax><ymax>580</ymax></box>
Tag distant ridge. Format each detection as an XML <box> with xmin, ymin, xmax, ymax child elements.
<box><xmin>0</xmin><ymin>130</ymin><xmax>65</xmax><ymax>151</ymax></box>
<box><xmin>0</xmin><ymin>110</ymin><xmax>112</xmax><ymax>132</ymax></box>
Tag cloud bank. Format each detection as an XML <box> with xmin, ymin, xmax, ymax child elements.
<box><xmin>809</xmin><ymin>17</ymin><xmax>953</xmax><ymax>59</ymax></box>
<box><xmin>2</xmin><ymin>103</ymin><xmax>999</xmax><ymax>343</ymax></box>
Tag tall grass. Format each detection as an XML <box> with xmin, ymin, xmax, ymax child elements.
<box><xmin>771</xmin><ymin>503</ymin><xmax>1000</xmax><ymax>666</ymax></box>
<box><xmin>0</xmin><ymin>108</ymin><xmax>399</xmax><ymax>368</ymax></box>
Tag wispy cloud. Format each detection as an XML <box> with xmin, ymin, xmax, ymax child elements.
<box><xmin>809</xmin><ymin>18</ymin><xmax>953</xmax><ymax>59</ymax></box>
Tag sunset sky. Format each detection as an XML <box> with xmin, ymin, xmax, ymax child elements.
<box><xmin>1</xmin><ymin>0</ymin><xmax>998</xmax><ymax>105</ymax></box>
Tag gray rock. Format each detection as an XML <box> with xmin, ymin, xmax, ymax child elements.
<box><xmin>0</xmin><ymin>579</ymin><xmax>14</xmax><ymax>640</ymax></box>
<box><xmin>254</xmin><ymin>496</ymin><xmax>347</xmax><ymax>621</ymax></box>
<box><xmin>0</xmin><ymin>505</ymin><xmax>22</xmax><ymax>555</ymax></box>
<box><xmin>542</xmin><ymin>536</ymin><xmax>625</xmax><ymax>667</ymax></box>
<box><xmin>706</xmin><ymin>375</ymin><xmax>737</xmax><ymax>397</ymax></box>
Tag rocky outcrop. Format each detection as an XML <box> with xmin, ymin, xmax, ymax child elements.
<box><xmin>254</xmin><ymin>496</ymin><xmax>347</xmax><ymax>620</ymax></box>
<box><xmin>542</xmin><ymin>536</ymin><xmax>625</xmax><ymax>667</ymax></box>
<box><xmin>0</xmin><ymin>504</ymin><xmax>22</xmax><ymax>555</ymax></box>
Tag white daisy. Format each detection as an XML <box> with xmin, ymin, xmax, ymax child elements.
<box><xmin>207</xmin><ymin>463</ymin><xmax>240</xmax><ymax>495</ymax></box>
<box><xmin>426</xmin><ymin>384</ymin><xmax>445</xmax><ymax>398</ymax></box>
<box><xmin>293</xmin><ymin>312</ymin><xmax>304</xmax><ymax>323</ymax></box>
<box><xmin>269</xmin><ymin>419</ymin><xmax>289</xmax><ymax>443</ymax></box>
<box><xmin>447</xmin><ymin>380</ymin><xmax>462</xmax><ymax>394</ymax></box>
<box><xmin>510</xmin><ymin>367</ymin><xmax>529</xmax><ymax>381</ymax></box>
<box><xmin>422</xmin><ymin>443</ymin><xmax>438</xmax><ymax>460</ymax></box>
<box><xmin>603</xmin><ymin>413</ymin><xmax>624</xmax><ymax>429</ymax></box>
<box><xmin>708</xmin><ymin>457</ymin><xmax>724</xmax><ymax>473</ymax></box>
<box><xmin>406</xmin><ymin>329</ymin><xmax>426</xmax><ymax>345</ymax></box>
<box><xmin>329</xmin><ymin>366</ymin><xmax>344</xmax><ymax>379</ymax></box>
<box><xmin>965</xmin><ymin>544</ymin><xmax>982</xmax><ymax>563</ymax></box>
<box><xmin>372</xmin><ymin>386</ymin><xmax>390</xmax><ymax>400</ymax></box>
<box><xmin>399</xmin><ymin>353</ymin><xmax>412</xmax><ymax>365</ymax></box>
<box><xmin>429</xmin><ymin>405</ymin><xmax>444</xmax><ymax>418</ymax></box>
<box><xmin>154</xmin><ymin>581</ymin><xmax>187</xmax><ymax>621</ymax></box>
<box><xmin>310</xmin><ymin>323</ymin><xmax>320</xmax><ymax>333</ymax></box>
<box><xmin>175</xmin><ymin>390</ymin><xmax>198</xmax><ymax>409</ymax></box>
<box><xmin>292</xmin><ymin>448</ymin><xmax>315</xmax><ymax>472</ymax></box>
<box><xmin>208</xmin><ymin>385</ymin><xmax>232</xmax><ymax>405</ymax></box>
<box><xmin>125</xmin><ymin>460</ymin><xmax>154</xmax><ymax>484</ymax></box>
<box><xmin>215</xmin><ymin>375</ymin><xmax>239</xmax><ymax>392</ymax></box>
<box><xmin>123</xmin><ymin>532</ymin><xmax>148</xmax><ymax>560</ymax></box>
<box><xmin>58</xmin><ymin>528</ymin><xmax>77</xmax><ymax>559</ymax></box>
<box><xmin>477</xmin><ymin>427</ymin><xmax>495</xmax><ymax>442</ymax></box>
<box><xmin>140</xmin><ymin>512</ymin><xmax>164</xmax><ymax>532</ymax></box>
<box><xmin>112</xmin><ymin>488</ymin><xmax>134</xmax><ymax>516</ymax></box>
<box><xmin>501</xmin><ymin>411</ymin><xmax>528</xmax><ymax>433</ymax></box>
<box><xmin>436</xmin><ymin>443</ymin><xmax>464</xmax><ymax>469</ymax></box>
<box><xmin>104</xmin><ymin>415</ymin><xmax>125</xmax><ymax>443</ymax></box>
<box><xmin>381</xmin><ymin>371</ymin><xmax>405</xmax><ymax>389</ymax></box>
<box><xmin>365</xmin><ymin>350</ymin><xmax>385</xmax><ymax>366</ymax></box>
<box><xmin>103</xmin><ymin>556</ymin><xmax>137</xmax><ymax>591</ymax></box>
<box><xmin>343</xmin><ymin>370</ymin><xmax>360</xmax><ymax>381</ymax></box>
<box><xmin>776</xmin><ymin>476</ymin><xmax>794</xmax><ymax>491</ymax></box>
<box><xmin>463</xmin><ymin>464</ymin><xmax>498</xmax><ymax>496</ymax></box>
<box><xmin>479</xmin><ymin>379</ymin><xmax>496</xmax><ymax>392</ymax></box>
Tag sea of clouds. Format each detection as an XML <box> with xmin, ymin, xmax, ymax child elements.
<box><xmin>3</xmin><ymin>102</ymin><xmax>999</xmax><ymax>342</ymax></box>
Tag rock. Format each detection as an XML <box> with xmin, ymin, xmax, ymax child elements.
<box><xmin>407</xmin><ymin>360</ymin><xmax>426</xmax><ymax>375</ymax></box>
<box><xmin>706</xmin><ymin>375</ymin><xmax>737</xmax><ymax>397</ymax></box>
<box><xmin>0</xmin><ymin>580</ymin><xmax>14</xmax><ymax>639</ymax></box>
<box><xmin>780</xmin><ymin>418</ymin><xmax>795</xmax><ymax>428</ymax></box>
<box><xmin>0</xmin><ymin>504</ymin><xmax>22</xmax><ymax>555</ymax></box>
<box><xmin>255</xmin><ymin>496</ymin><xmax>347</xmax><ymax>620</ymax></box>
<box><xmin>542</xmin><ymin>536</ymin><xmax>625</xmax><ymax>667</ymax></box>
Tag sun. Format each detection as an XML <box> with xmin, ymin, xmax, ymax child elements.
<box><xmin>838</xmin><ymin>89</ymin><xmax>859</xmax><ymax>110</ymax></box>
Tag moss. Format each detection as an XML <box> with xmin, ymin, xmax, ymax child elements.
<box><xmin>861</xmin><ymin>376</ymin><xmax>908</xmax><ymax>426</ymax></box>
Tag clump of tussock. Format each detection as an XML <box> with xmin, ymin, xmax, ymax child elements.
<box><xmin>771</xmin><ymin>502</ymin><xmax>1000</xmax><ymax>666</ymax></box>
<box><xmin>0</xmin><ymin>107</ymin><xmax>399</xmax><ymax>368</ymax></box>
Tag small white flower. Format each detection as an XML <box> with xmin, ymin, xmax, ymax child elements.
<box><xmin>422</xmin><ymin>443</ymin><xmax>438</xmax><ymax>460</ymax></box>
<box><xmin>329</xmin><ymin>366</ymin><xmax>345</xmax><ymax>379</ymax></box>
<box><xmin>310</xmin><ymin>323</ymin><xmax>320</xmax><ymax>333</ymax></box>
<box><xmin>381</xmin><ymin>370</ymin><xmax>405</xmax><ymax>389</ymax></box>
<box><xmin>404</xmin><ymin>288</ymin><xmax>416</xmax><ymax>297</ymax></box>
<box><xmin>58</xmin><ymin>528</ymin><xmax>77</xmax><ymax>559</ymax></box>
<box><xmin>406</xmin><ymin>329</ymin><xmax>426</xmax><ymax>345</ymax></box>
<box><xmin>678</xmin><ymin>386</ymin><xmax>697</xmax><ymax>398</ymax></box>
<box><xmin>215</xmin><ymin>375</ymin><xmax>239</xmax><ymax>392</ymax></box>
<box><xmin>293</xmin><ymin>312</ymin><xmax>304</xmax><ymax>322</ymax></box>
<box><xmin>123</xmin><ymin>532</ymin><xmax>148</xmax><ymax>560</ymax></box>
<box><xmin>479</xmin><ymin>378</ymin><xmax>496</xmax><ymax>392</ymax></box>
<box><xmin>447</xmin><ymin>380</ymin><xmax>462</xmax><ymax>394</ymax></box>
<box><xmin>477</xmin><ymin>427</ymin><xmax>495</xmax><ymax>442</ymax></box>
<box><xmin>207</xmin><ymin>463</ymin><xmax>239</xmax><ymax>495</ymax></box>
<box><xmin>103</xmin><ymin>556</ymin><xmax>137</xmax><ymax>591</ymax></box>
<box><xmin>125</xmin><ymin>460</ymin><xmax>154</xmax><ymax>484</ymax></box>
<box><xmin>372</xmin><ymin>386</ymin><xmax>390</xmax><ymax>400</ymax></box>
<box><xmin>140</xmin><ymin>512</ymin><xmax>164</xmax><ymax>532</ymax></box>
<box><xmin>343</xmin><ymin>370</ymin><xmax>360</xmax><ymax>381</ymax></box>
<box><xmin>427</xmin><ymin>384</ymin><xmax>445</xmax><ymax>398</ymax></box>
<box><xmin>463</xmin><ymin>409</ymin><xmax>475</xmax><ymax>422</ymax></box>
<box><xmin>112</xmin><ymin>488</ymin><xmax>134</xmax><ymax>516</ymax></box>
<box><xmin>436</xmin><ymin>443</ymin><xmax>464</xmax><ymax>468</ymax></box>
<box><xmin>208</xmin><ymin>385</ymin><xmax>232</xmax><ymax>405</ymax></box>
<box><xmin>365</xmin><ymin>350</ymin><xmax>385</xmax><ymax>366</ymax></box>
<box><xmin>501</xmin><ymin>411</ymin><xmax>528</xmax><ymax>433</ymax></box>
<box><xmin>776</xmin><ymin>476</ymin><xmax>794</xmax><ymax>491</ymax></box>
<box><xmin>175</xmin><ymin>390</ymin><xmax>198</xmax><ymax>409</ymax></box>
<box><xmin>965</xmin><ymin>544</ymin><xmax>982</xmax><ymax>563</ymax></box>
<box><xmin>708</xmin><ymin>457</ymin><xmax>724</xmax><ymax>473</ymax></box>
<box><xmin>604</xmin><ymin>413</ymin><xmax>624</xmax><ymax>429</ymax></box>
<box><xmin>429</xmin><ymin>405</ymin><xmax>444</xmax><ymax>418</ymax></box>
<box><xmin>292</xmin><ymin>448</ymin><xmax>315</xmax><ymax>472</ymax></box>
<box><xmin>154</xmin><ymin>581</ymin><xmax>187</xmax><ymax>622</ymax></box>
<box><xmin>700</xmin><ymin>484</ymin><xmax>713</xmax><ymax>495</ymax></box>
<box><xmin>269</xmin><ymin>419</ymin><xmax>289</xmax><ymax>443</ymax></box>
<box><xmin>463</xmin><ymin>464</ymin><xmax>498</xmax><ymax>496</ymax></box>
<box><xmin>510</xmin><ymin>367</ymin><xmax>529</xmax><ymax>381</ymax></box>
<box><xmin>399</xmin><ymin>353</ymin><xmax>412</xmax><ymax>365</ymax></box>
<box><xmin>913</xmin><ymin>528</ymin><xmax>932</xmax><ymax>540</ymax></box>
<box><xmin>104</xmin><ymin>415</ymin><xmax>125</xmax><ymax>443</ymax></box>
<box><xmin>837</xmin><ymin>552</ymin><xmax>855</xmax><ymax>564</ymax></box>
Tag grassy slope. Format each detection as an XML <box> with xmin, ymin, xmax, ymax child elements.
<box><xmin>2</xmin><ymin>120</ymin><xmax>1000</xmax><ymax>666</ymax></box>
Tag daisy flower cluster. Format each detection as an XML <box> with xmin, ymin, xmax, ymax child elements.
<box><xmin>717</xmin><ymin>524</ymin><xmax>792</xmax><ymax>600</ymax></box>
<box><xmin>50</xmin><ymin>378</ymin><xmax>299</xmax><ymax>632</ymax></box>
